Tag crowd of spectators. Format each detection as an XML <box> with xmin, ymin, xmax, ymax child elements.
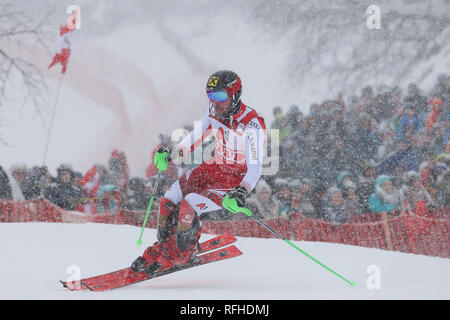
<box><xmin>254</xmin><ymin>74</ymin><xmax>449</xmax><ymax>222</ymax></box>
<box><xmin>0</xmin><ymin>74</ymin><xmax>448</xmax><ymax>224</ymax></box>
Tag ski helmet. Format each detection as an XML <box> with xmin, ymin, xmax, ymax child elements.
<box><xmin>206</xmin><ymin>70</ymin><xmax>242</xmax><ymax>119</ymax></box>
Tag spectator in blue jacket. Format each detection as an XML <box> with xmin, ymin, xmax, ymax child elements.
<box><xmin>376</xmin><ymin>140</ymin><xmax>419</xmax><ymax>176</ymax></box>
<box><xmin>397</xmin><ymin>103</ymin><xmax>424</xmax><ymax>141</ymax></box>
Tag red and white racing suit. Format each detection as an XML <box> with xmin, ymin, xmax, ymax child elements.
<box><xmin>160</xmin><ymin>103</ymin><xmax>266</xmax><ymax>225</ymax></box>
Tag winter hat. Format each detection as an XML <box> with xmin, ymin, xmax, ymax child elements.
<box><xmin>377</xmin><ymin>84</ymin><xmax>390</xmax><ymax>95</ymax></box>
<box><xmin>443</xmin><ymin>155</ymin><xmax>450</xmax><ymax>167</ymax></box>
<box><xmin>57</xmin><ymin>163</ymin><xmax>74</xmax><ymax>177</ymax></box>
<box><xmin>362</xmin><ymin>86</ymin><xmax>373</xmax><ymax>97</ymax></box>
<box><xmin>301</xmin><ymin>178</ymin><xmax>312</xmax><ymax>186</ymax></box>
<box><xmin>342</xmin><ymin>180</ymin><xmax>357</xmax><ymax>191</ymax></box>
<box><xmin>423</xmin><ymin>148</ymin><xmax>436</xmax><ymax>159</ymax></box>
<box><xmin>363</xmin><ymin>160</ymin><xmax>377</xmax><ymax>173</ymax></box>
<box><xmin>287</xmin><ymin>105</ymin><xmax>301</xmax><ymax>117</ymax></box>
<box><xmin>402</xmin><ymin>102</ymin><xmax>413</xmax><ymax>111</ymax></box>
<box><xmin>327</xmin><ymin>186</ymin><xmax>342</xmax><ymax>198</ymax></box>
<box><xmin>375</xmin><ymin>175</ymin><xmax>392</xmax><ymax>191</ymax></box>
<box><xmin>432</xmin><ymin>163</ymin><xmax>447</xmax><ymax>177</ymax></box>
<box><xmin>403</xmin><ymin>171</ymin><xmax>420</xmax><ymax>184</ymax></box>
<box><xmin>288</xmin><ymin>179</ymin><xmax>301</xmax><ymax>189</ymax></box>
<box><xmin>129</xmin><ymin>177</ymin><xmax>145</xmax><ymax>191</ymax></box>
<box><xmin>433</xmin><ymin>167</ymin><xmax>449</xmax><ymax>186</ymax></box>
<box><xmin>337</xmin><ymin>171</ymin><xmax>352</xmax><ymax>187</ymax></box>
<box><xmin>97</xmin><ymin>184</ymin><xmax>117</xmax><ymax>197</ymax></box>
<box><xmin>255</xmin><ymin>179</ymin><xmax>272</xmax><ymax>195</ymax></box>
<box><xmin>274</xmin><ymin>177</ymin><xmax>288</xmax><ymax>188</ymax></box>
<box><xmin>377</xmin><ymin>120</ymin><xmax>388</xmax><ymax>132</ymax></box>
<box><xmin>313</xmin><ymin>183</ymin><xmax>327</xmax><ymax>194</ymax></box>
<box><xmin>432</xmin><ymin>98</ymin><xmax>444</xmax><ymax>109</ymax></box>
<box><xmin>358</xmin><ymin>112</ymin><xmax>371</xmax><ymax>122</ymax></box>
<box><xmin>435</xmin><ymin>153</ymin><xmax>448</xmax><ymax>163</ymax></box>
<box><xmin>273</xmin><ymin>106</ymin><xmax>282</xmax><ymax>116</ymax></box>
<box><xmin>10</xmin><ymin>163</ymin><xmax>27</xmax><ymax>174</ymax></box>
<box><xmin>73</xmin><ymin>171</ymin><xmax>82</xmax><ymax>180</ymax></box>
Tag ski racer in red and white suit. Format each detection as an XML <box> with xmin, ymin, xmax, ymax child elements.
<box><xmin>131</xmin><ymin>70</ymin><xmax>266</xmax><ymax>273</ymax></box>
<box><xmin>166</xmin><ymin>100</ymin><xmax>266</xmax><ymax>219</ymax></box>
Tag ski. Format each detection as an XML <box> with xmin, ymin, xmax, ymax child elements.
<box><xmin>60</xmin><ymin>233</ymin><xmax>238</xmax><ymax>291</ymax></box>
<box><xmin>61</xmin><ymin>245</ymin><xmax>242</xmax><ymax>291</ymax></box>
<box><xmin>199</xmin><ymin>232</ymin><xmax>237</xmax><ymax>253</ymax></box>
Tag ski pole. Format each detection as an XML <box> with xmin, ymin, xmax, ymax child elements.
<box><xmin>136</xmin><ymin>171</ymin><xmax>162</xmax><ymax>246</ymax></box>
<box><xmin>222</xmin><ymin>195</ymin><xmax>355</xmax><ymax>286</ymax></box>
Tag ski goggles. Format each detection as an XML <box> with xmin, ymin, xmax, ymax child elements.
<box><xmin>207</xmin><ymin>90</ymin><xmax>229</xmax><ymax>103</ymax></box>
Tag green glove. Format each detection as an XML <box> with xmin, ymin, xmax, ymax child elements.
<box><xmin>226</xmin><ymin>186</ymin><xmax>248</xmax><ymax>207</ymax></box>
<box><xmin>222</xmin><ymin>194</ymin><xmax>253</xmax><ymax>217</ymax></box>
<box><xmin>222</xmin><ymin>186</ymin><xmax>251</xmax><ymax>216</ymax></box>
<box><xmin>154</xmin><ymin>147</ymin><xmax>171</xmax><ymax>172</ymax></box>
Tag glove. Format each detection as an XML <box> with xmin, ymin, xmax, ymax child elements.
<box><xmin>153</xmin><ymin>147</ymin><xmax>171</xmax><ymax>172</ymax></box>
<box><xmin>225</xmin><ymin>186</ymin><xmax>248</xmax><ymax>208</ymax></box>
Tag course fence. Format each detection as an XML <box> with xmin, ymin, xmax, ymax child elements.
<box><xmin>1</xmin><ymin>199</ymin><xmax>448</xmax><ymax>258</ymax></box>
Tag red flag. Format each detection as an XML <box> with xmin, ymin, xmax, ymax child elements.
<box><xmin>48</xmin><ymin>24</ymin><xmax>75</xmax><ymax>73</ymax></box>
<box><xmin>78</xmin><ymin>165</ymin><xmax>100</xmax><ymax>197</ymax></box>
<box><xmin>76</xmin><ymin>165</ymin><xmax>100</xmax><ymax>215</ymax></box>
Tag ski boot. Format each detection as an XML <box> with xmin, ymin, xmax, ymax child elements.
<box><xmin>151</xmin><ymin>217</ymin><xmax>202</xmax><ymax>273</ymax></box>
<box><xmin>130</xmin><ymin>236</ymin><xmax>176</xmax><ymax>273</ymax></box>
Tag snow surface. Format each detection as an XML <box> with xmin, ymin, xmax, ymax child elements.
<box><xmin>0</xmin><ymin>222</ymin><xmax>448</xmax><ymax>300</ymax></box>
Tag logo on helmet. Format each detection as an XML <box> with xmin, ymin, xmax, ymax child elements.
<box><xmin>208</xmin><ymin>76</ymin><xmax>219</xmax><ymax>87</ymax></box>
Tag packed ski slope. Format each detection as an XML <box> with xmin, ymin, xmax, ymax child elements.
<box><xmin>0</xmin><ymin>222</ymin><xmax>448</xmax><ymax>299</ymax></box>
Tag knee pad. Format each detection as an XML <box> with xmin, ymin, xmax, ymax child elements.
<box><xmin>178</xmin><ymin>199</ymin><xmax>196</xmax><ymax>225</ymax></box>
<box><xmin>159</xmin><ymin>197</ymin><xmax>177</xmax><ymax>217</ymax></box>
<box><xmin>176</xmin><ymin>200</ymin><xmax>201</xmax><ymax>250</ymax></box>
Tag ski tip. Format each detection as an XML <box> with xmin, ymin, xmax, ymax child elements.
<box><xmin>228</xmin><ymin>245</ymin><xmax>243</xmax><ymax>256</ymax></box>
<box><xmin>224</xmin><ymin>232</ymin><xmax>238</xmax><ymax>241</ymax></box>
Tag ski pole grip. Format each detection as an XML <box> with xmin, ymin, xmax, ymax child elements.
<box><xmin>222</xmin><ymin>195</ymin><xmax>253</xmax><ymax>217</ymax></box>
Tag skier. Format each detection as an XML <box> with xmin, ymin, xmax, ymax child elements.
<box><xmin>131</xmin><ymin>70</ymin><xmax>266</xmax><ymax>274</ymax></box>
